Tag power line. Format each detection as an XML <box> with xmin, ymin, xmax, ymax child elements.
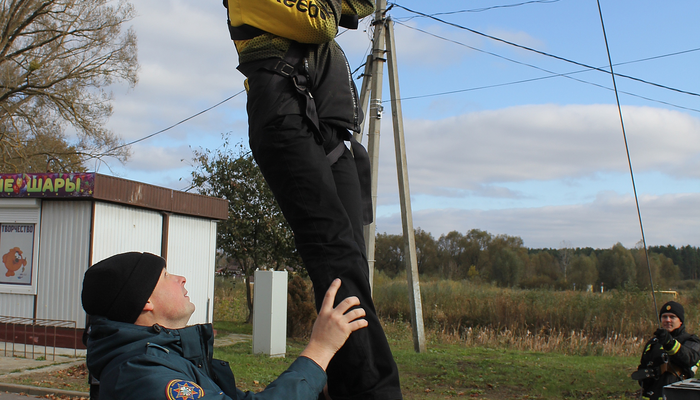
<box><xmin>396</xmin><ymin>0</ymin><xmax>560</xmax><ymax>22</ymax></box>
<box><xmin>387</xmin><ymin>74</ymin><xmax>700</xmax><ymax>114</ymax></box>
<box><xmin>431</xmin><ymin>0</ymin><xmax>560</xmax><ymax>14</ymax></box>
<box><xmin>390</xmin><ymin>2</ymin><xmax>700</xmax><ymax>99</ymax></box>
<box><xmin>95</xmin><ymin>4</ymin><xmax>700</xmax><ymax>160</ymax></box>
<box><xmin>352</xmin><ymin>16</ymin><xmax>378</xmax><ymax>76</ymax></box>
<box><xmin>398</xmin><ymin>21</ymin><xmax>700</xmax><ymax>73</ymax></box>
<box><xmin>390</xmin><ymin>21</ymin><xmax>700</xmax><ymax>113</ymax></box>
<box><xmin>98</xmin><ymin>90</ymin><xmax>246</xmax><ymax>156</ymax></box>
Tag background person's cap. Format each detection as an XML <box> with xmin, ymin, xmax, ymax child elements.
<box><xmin>659</xmin><ymin>300</ymin><xmax>684</xmax><ymax>324</ymax></box>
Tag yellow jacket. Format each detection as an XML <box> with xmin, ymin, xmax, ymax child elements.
<box><xmin>227</xmin><ymin>0</ymin><xmax>374</xmax><ymax>63</ymax></box>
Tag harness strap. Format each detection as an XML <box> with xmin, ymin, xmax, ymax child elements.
<box><xmin>326</xmin><ymin>142</ymin><xmax>346</xmax><ymax>165</ymax></box>
<box><xmin>241</xmin><ymin>48</ymin><xmax>324</xmax><ymax>146</ymax></box>
<box><xmin>339</xmin><ymin>15</ymin><xmax>359</xmax><ymax>29</ymax></box>
<box><xmin>238</xmin><ymin>46</ymin><xmax>373</xmax><ymax>225</ymax></box>
<box><xmin>324</xmin><ymin>139</ymin><xmax>372</xmax><ymax>224</ymax></box>
<box><xmin>228</xmin><ymin>24</ymin><xmax>266</xmax><ymax>40</ymax></box>
<box><xmin>350</xmin><ymin>138</ymin><xmax>373</xmax><ymax>224</ymax></box>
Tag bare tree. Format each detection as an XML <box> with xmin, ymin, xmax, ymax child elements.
<box><xmin>0</xmin><ymin>0</ymin><xmax>138</xmax><ymax>172</ymax></box>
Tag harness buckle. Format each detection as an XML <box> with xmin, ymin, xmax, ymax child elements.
<box><xmin>274</xmin><ymin>60</ymin><xmax>295</xmax><ymax>77</ymax></box>
<box><xmin>292</xmin><ymin>74</ymin><xmax>309</xmax><ymax>94</ymax></box>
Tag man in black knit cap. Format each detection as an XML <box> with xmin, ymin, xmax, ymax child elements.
<box><xmin>81</xmin><ymin>251</ymin><xmax>367</xmax><ymax>400</ymax></box>
<box><xmin>633</xmin><ymin>301</ymin><xmax>700</xmax><ymax>400</ymax></box>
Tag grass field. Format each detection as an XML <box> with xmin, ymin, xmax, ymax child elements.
<box><xmin>372</xmin><ymin>273</ymin><xmax>690</xmax><ymax>344</ymax></box>
<box><xmin>213</xmin><ymin>276</ymin><xmax>645</xmax><ymax>399</ymax></box>
<box><xmin>214</xmin><ymin>319</ymin><xmax>641</xmax><ymax>399</ymax></box>
<box><xmin>1</xmin><ymin>275</ymin><xmax>651</xmax><ymax>399</ymax></box>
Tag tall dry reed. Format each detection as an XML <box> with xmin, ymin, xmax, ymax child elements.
<box><xmin>373</xmin><ymin>273</ymin><xmax>699</xmax><ymax>342</ymax></box>
<box><xmin>383</xmin><ymin>318</ymin><xmax>644</xmax><ymax>357</ymax></box>
<box><xmin>214</xmin><ymin>274</ymin><xmax>696</xmax><ymax>357</ymax></box>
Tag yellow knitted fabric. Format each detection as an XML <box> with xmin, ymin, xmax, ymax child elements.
<box><xmin>230</xmin><ymin>0</ymin><xmax>374</xmax><ymax>64</ymax></box>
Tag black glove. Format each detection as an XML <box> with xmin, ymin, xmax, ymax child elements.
<box><xmin>654</xmin><ymin>328</ymin><xmax>674</xmax><ymax>349</ymax></box>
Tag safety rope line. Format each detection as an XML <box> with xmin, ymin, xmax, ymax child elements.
<box><xmin>596</xmin><ymin>0</ymin><xmax>658</xmax><ymax>322</ymax></box>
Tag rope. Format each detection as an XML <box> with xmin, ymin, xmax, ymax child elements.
<box><xmin>596</xmin><ymin>0</ymin><xmax>658</xmax><ymax>322</ymax></box>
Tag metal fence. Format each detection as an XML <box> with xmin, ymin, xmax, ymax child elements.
<box><xmin>0</xmin><ymin>316</ymin><xmax>79</xmax><ymax>360</ymax></box>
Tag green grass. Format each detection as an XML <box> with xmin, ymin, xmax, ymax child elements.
<box><xmin>394</xmin><ymin>343</ymin><xmax>638</xmax><ymax>399</ymax></box>
<box><xmin>211</xmin><ymin>275</ymin><xmax>653</xmax><ymax>398</ymax></box>
<box><xmin>213</xmin><ymin>320</ymin><xmax>640</xmax><ymax>399</ymax></box>
<box><xmin>214</xmin><ymin>321</ymin><xmax>252</xmax><ymax>335</ymax></box>
<box><xmin>214</xmin><ymin>341</ymin><xmax>306</xmax><ymax>391</ymax></box>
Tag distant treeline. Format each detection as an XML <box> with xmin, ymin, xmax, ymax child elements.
<box><xmin>374</xmin><ymin>229</ymin><xmax>700</xmax><ymax>290</ymax></box>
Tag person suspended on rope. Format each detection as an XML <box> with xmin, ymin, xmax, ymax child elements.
<box><xmin>632</xmin><ymin>301</ymin><xmax>700</xmax><ymax>400</ymax></box>
<box><xmin>222</xmin><ymin>1</ymin><xmax>403</xmax><ymax>400</ymax></box>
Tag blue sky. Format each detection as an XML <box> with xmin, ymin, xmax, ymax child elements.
<box><xmin>96</xmin><ymin>0</ymin><xmax>700</xmax><ymax>249</ymax></box>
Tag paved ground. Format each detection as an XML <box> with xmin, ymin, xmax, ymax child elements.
<box><xmin>0</xmin><ymin>392</ymin><xmax>36</xmax><ymax>399</ymax></box>
<box><xmin>0</xmin><ymin>389</ymin><xmax>85</xmax><ymax>399</ymax></box>
<box><xmin>0</xmin><ymin>333</ymin><xmax>252</xmax><ymax>398</ymax></box>
<box><xmin>212</xmin><ymin>333</ymin><xmax>252</xmax><ymax>347</ymax></box>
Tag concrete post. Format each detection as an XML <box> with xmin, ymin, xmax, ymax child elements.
<box><xmin>252</xmin><ymin>270</ymin><xmax>288</xmax><ymax>357</ymax></box>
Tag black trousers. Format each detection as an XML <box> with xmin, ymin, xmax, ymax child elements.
<box><xmin>247</xmin><ymin>72</ymin><xmax>402</xmax><ymax>400</ymax></box>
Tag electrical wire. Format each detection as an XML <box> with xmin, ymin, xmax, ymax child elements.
<box><xmin>596</xmin><ymin>0</ymin><xmax>658</xmax><ymax>318</ymax></box>
<box><xmin>392</xmin><ymin>21</ymin><xmax>700</xmax><ymax>113</ymax></box>
<box><xmin>395</xmin><ymin>0</ymin><xmax>560</xmax><ymax>22</ymax></box>
<box><xmin>391</xmin><ymin>3</ymin><xmax>700</xmax><ymax>99</ymax></box>
<box><xmin>356</xmin><ymin>16</ymin><xmax>377</xmax><ymax>76</ymax></box>
<box><xmin>433</xmin><ymin>0</ymin><xmax>560</xmax><ymax>14</ymax></box>
<box><xmin>95</xmin><ymin>90</ymin><xmax>246</xmax><ymax>156</ymax></box>
<box><xmin>397</xmin><ymin>21</ymin><xmax>700</xmax><ymax>78</ymax></box>
<box><xmin>352</xmin><ymin>61</ymin><xmax>368</xmax><ymax>77</ymax></box>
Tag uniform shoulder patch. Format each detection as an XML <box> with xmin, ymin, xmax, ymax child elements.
<box><xmin>165</xmin><ymin>380</ymin><xmax>205</xmax><ymax>400</ymax></box>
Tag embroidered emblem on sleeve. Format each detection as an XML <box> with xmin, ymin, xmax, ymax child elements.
<box><xmin>165</xmin><ymin>380</ymin><xmax>205</xmax><ymax>400</ymax></box>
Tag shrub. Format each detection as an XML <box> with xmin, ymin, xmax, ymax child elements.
<box><xmin>214</xmin><ymin>276</ymin><xmax>248</xmax><ymax>322</ymax></box>
<box><xmin>287</xmin><ymin>274</ymin><xmax>317</xmax><ymax>338</ymax></box>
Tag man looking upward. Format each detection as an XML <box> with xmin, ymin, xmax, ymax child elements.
<box><xmin>82</xmin><ymin>252</ymin><xmax>367</xmax><ymax>400</ymax></box>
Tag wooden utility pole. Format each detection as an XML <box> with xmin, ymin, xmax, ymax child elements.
<box><xmin>354</xmin><ymin>0</ymin><xmax>426</xmax><ymax>353</ymax></box>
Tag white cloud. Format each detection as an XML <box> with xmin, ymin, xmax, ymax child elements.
<box><xmin>105</xmin><ymin>0</ymin><xmax>246</xmax><ymax>144</ymax></box>
<box><xmin>124</xmin><ymin>144</ymin><xmax>193</xmax><ymax>172</ymax></box>
<box><xmin>375</xmin><ymin>192</ymin><xmax>700</xmax><ymax>248</ymax></box>
<box><xmin>372</xmin><ymin>104</ymin><xmax>700</xmax><ymax>199</ymax></box>
<box><xmin>386</xmin><ymin>23</ymin><xmax>480</xmax><ymax>68</ymax></box>
<box><xmin>86</xmin><ymin>1</ymin><xmax>700</xmax><ymax>251</ymax></box>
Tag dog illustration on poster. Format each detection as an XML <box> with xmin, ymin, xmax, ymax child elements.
<box><xmin>3</xmin><ymin>247</ymin><xmax>26</xmax><ymax>277</ymax></box>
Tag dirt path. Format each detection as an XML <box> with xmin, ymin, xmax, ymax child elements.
<box><xmin>214</xmin><ymin>332</ymin><xmax>252</xmax><ymax>347</ymax></box>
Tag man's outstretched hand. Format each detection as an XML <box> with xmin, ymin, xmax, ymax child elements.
<box><xmin>299</xmin><ymin>279</ymin><xmax>368</xmax><ymax>370</ymax></box>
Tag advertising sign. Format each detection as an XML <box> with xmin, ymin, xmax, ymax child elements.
<box><xmin>0</xmin><ymin>172</ymin><xmax>95</xmax><ymax>198</ymax></box>
<box><xmin>0</xmin><ymin>224</ymin><xmax>35</xmax><ymax>285</ymax></box>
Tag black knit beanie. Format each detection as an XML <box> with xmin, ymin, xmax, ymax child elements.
<box><xmin>82</xmin><ymin>252</ymin><xmax>165</xmax><ymax>323</ymax></box>
<box><xmin>660</xmin><ymin>301</ymin><xmax>684</xmax><ymax>324</ymax></box>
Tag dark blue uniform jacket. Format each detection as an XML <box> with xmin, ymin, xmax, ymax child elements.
<box><xmin>86</xmin><ymin>316</ymin><xmax>326</xmax><ymax>400</ymax></box>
